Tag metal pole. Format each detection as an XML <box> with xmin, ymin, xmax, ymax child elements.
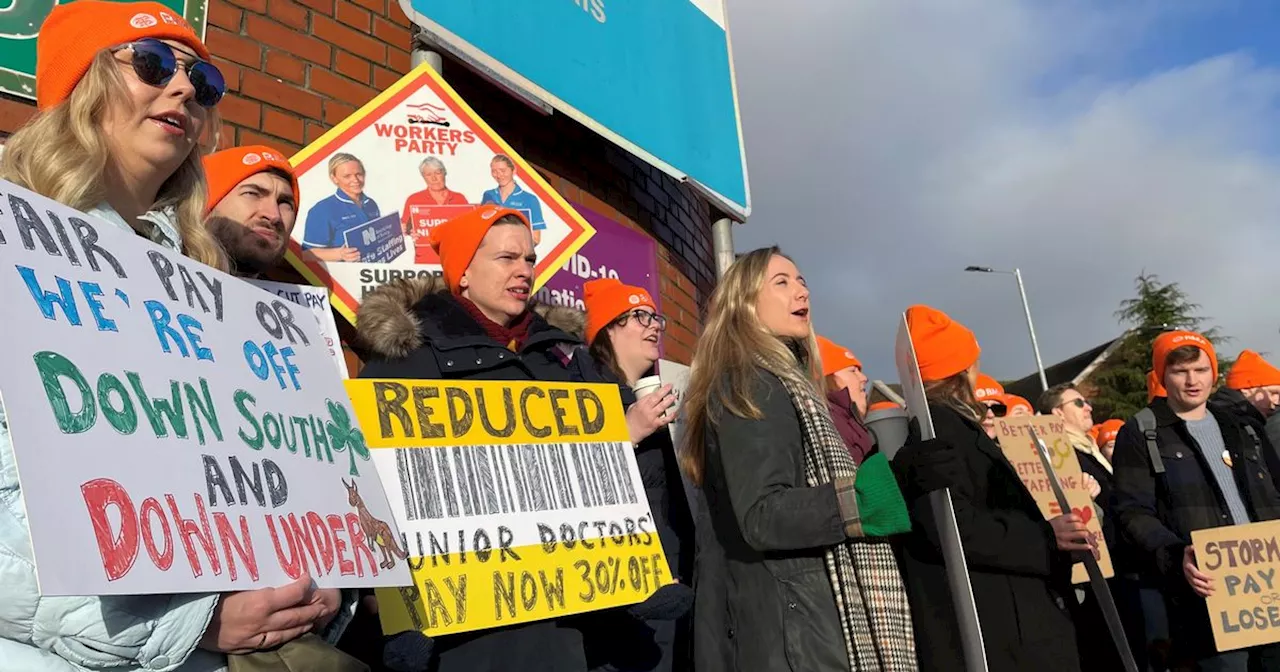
<box><xmin>712</xmin><ymin>217</ymin><xmax>735</xmax><ymax>279</ymax></box>
<box><xmin>412</xmin><ymin>48</ymin><xmax>443</xmax><ymax>73</ymax></box>
<box><xmin>1014</xmin><ymin>268</ymin><xmax>1049</xmax><ymax>392</ymax></box>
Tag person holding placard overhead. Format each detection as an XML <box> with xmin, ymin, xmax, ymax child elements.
<box><xmin>1112</xmin><ymin>332</ymin><xmax>1280</xmax><ymax>671</ymax></box>
<box><xmin>0</xmin><ymin>3</ymin><xmax>355</xmax><ymax>670</ymax></box>
<box><xmin>680</xmin><ymin>247</ymin><xmax>915</xmax><ymax>672</ymax></box>
<box><xmin>892</xmin><ymin>305</ymin><xmax>1086</xmax><ymax>672</ymax></box>
<box><xmin>577</xmin><ymin>277</ymin><xmax>695</xmax><ymax>671</ymax></box>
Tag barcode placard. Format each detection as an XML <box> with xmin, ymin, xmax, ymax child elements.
<box><xmin>348</xmin><ymin>379</ymin><xmax>668</xmax><ymax>638</ymax></box>
<box><xmin>396</xmin><ymin>441</ymin><xmax>639</xmax><ymax>521</ymax></box>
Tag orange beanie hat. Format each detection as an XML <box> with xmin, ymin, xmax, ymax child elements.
<box><xmin>906</xmin><ymin>305</ymin><xmax>981</xmax><ymax>382</ymax></box>
<box><xmin>37</xmin><ymin>1</ymin><xmax>210</xmax><ymax>110</ymax></box>
<box><xmin>583</xmin><ymin>278</ymin><xmax>657</xmax><ymax>345</ymax></box>
<box><xmin>1095</xmin><ymin>419</ymin><xmax>1124</xmax><ymax>447</ymax></box>
<box><xmin>974</xmin><ymin>374</ymin><xmax>1004</xmax><ymax>401</ymax></box>
<box><xmin>1226</xmin><ymin>350</ymin><xmax>1280</xmax><ymax>390</ymax></box>
<box><xmin>203</xmin><ymin>146</ymin><xmax>298</xmax><ymax>214</ymax></box>
<box><xmin>1001</xmin><ymin>394</ymin><xmax>1034</xmax><ymax>416</ymax></box>
<box><xmin>816</xmin><ymin>335</ymin><xmax>862</xmax><ymax>377</ymax></box>
<box><xmin>1147</xmin><ymin>370</ymin><xmax>1166</xmax><ymax>402</ymax></box>
<box><xmin>429</xmin><ymin>205</ymin><xmax>530</xmax><ymax>292</ymax></box>
<box><xmin>1152</xmin><ymin>330</ymin><xmax>1217</xmax><ymax>386</ymax></box>
<box><xmin>868</xmin><ymin>400</ymin><xmax>902</xmax><ymax>413</ymax></box>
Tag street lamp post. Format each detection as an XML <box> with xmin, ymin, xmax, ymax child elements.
<box><xmin>965</xmin><ymin>266</ymin><xmax>1049</xmax><ymax>392</ymax></box>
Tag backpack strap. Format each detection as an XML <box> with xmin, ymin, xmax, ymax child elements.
<box><xmin>1136</xmin><ymin>407</ymin><xmax>1164</xmax><ymax>475</ymax></box>
<box><xmin>1244</xmin><ymin>424</ymin><xmax>1261</xmax><ymax>452</ymax></box>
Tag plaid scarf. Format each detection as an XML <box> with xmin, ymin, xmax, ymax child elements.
<box><xmin>771</xmin><ymin>367</ymin><xmax>918</xmax><ymax>671</ymax></box>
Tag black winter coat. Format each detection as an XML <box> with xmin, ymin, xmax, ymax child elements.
<box><xmin>352</xmin><ymin>276</ymin><xmax>594</xmax><ymax>672</ymax></box>
<box><xmin>1112</xmin><ymin>397</ymin><xmax>1280</xmax><ymax>659</ymax></box>
<box><xmin>893</xmin><ymin>404</ymin><xmax>1079</xmax><ymax>672</ymax></box>
<box><xmin>693</xmin><ymin>368</ymin><xmax>851</xmax><ymax>672</ymax></box>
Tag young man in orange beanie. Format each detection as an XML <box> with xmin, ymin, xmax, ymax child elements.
<box><xmin>204</xmin><ymin>145</ymin><xmax>299</xmax><ymax>277</ymax></box>
<box><xmin>1113</xmin><ymin>331</ymin><xmax>1280</xmax><ymax>671</ymax></box>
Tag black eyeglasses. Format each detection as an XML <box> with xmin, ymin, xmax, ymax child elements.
<box><xmin>620</xmin><ymin>309</ymin><xmax>667</xmax><ymax>331</ymax></box>
<box><xmin>1057</xmin><ymin>398</ymin><xmax>1090</xmax><ymax>410</ymax></box>
<box><xmin>111</xmin><ymin>39</ymin><xmax>225</xmax><ymax>108</ymax></box>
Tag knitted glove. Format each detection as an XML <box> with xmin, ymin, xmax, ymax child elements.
<box><xmin>835</xmin><ymin>453</ymin><xmax>911</xmax><ymax>538</ymax></box>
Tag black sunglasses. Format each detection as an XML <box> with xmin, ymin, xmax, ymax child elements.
<box><xmin>620</xmin><ymin>309</ymin><xmax>667</xmax><ymax>331</ymax></box>
<box><xmin>111</xmin><ymin>39</ymin><xmax>225</xmax><ymax>108</ymax></box>
<box><xmin>1058</xmin><ymin>398</ymin><xmax>1090</xmax><ymax>410</ymax></box>
<box><xmin>985</xmin><ymin>402</ymin><xmax>1009</xmax><ymax>418</ymax></box>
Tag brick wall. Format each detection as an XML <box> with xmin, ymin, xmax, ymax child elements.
<box><xmin>0</xmin><ymin>1</ymin><xmax>718</xmax><ymax>365</ymax></box>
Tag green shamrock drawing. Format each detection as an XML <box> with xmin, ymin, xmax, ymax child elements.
<box><xmin>326</xmin><ymin>399</ymin><xmax>370</xmax><ymax>476</ymax></box>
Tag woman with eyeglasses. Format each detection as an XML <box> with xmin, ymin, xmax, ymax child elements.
<box><xmin>576</xmin><ymin>278</ymin><xmax>696</xmax><ymax>671</ymax></box>
<box><xmin>0</xmin><ymin>4</ymin><xmax>356</xmax><ymax>671</ymax></box>
<box><xmin>892</xmin><ymin>305</ymin><xmax>1087</xmax><ymax>672</ymax></box>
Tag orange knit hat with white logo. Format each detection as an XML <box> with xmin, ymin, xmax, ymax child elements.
<box><xmin>1152</xmin><ymin>330</ymin><xmax>1217</xmax><ymax>386</ymax></box>
<box><xmin>429</xmin><ymin>206</ymin><xmax>530</xmax><ymax>292</ymax></box>
<box><xmin>203</xmin><ymin>145</ymin><xmax>299</xmax><ymax>214</ymax></box>
<box><xmin>583</xmin><ymin>278</ymin><xmax>657</xmax><ymax>345</ymax></box>
<box><xmin>36</xmin><ymin>1</ymin><xmax>209</xmax><ymax>110</ymax></box>
<box><xmin>816</xmin><ymin>335</ymin><xmax>861</xmax><ymax>377</ymax></box>
<box><xmin>974</xmin><ymin>374</ymin><xmax>1004</xmax><ymax>402</ymax></box>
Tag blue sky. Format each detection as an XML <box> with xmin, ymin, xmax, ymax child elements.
<box><xmin>730</xmin><ymin>1</ymin><xmax>1280</xmax><ymax>384</ymax></box>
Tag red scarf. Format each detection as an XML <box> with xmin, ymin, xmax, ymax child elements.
<box><xmin>456</xmin><ymin>295</ymin><xmax>533</xmax><ymax>351</ymax></box>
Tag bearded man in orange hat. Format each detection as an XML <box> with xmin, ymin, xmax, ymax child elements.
<box><xmin>204</xmin><ymin>145</ymin><xmax>300</xmax><ymax>277</ymax></box>
<box><xmin>1113</xmin><ymin>332</ymin><xmax>1280</xmax><ymax>671</ymax></box>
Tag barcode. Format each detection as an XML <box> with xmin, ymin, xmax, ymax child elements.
<box><xmin>396</xmin><ymin>442</ymin><xmax>639</xmax><ymax>521</ymax></box>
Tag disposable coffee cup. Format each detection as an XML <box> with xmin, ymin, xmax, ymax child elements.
<box><xmin>633</xmin><ymin>375</ymin><xmax>664</xmax><ymax>400</ymax></box>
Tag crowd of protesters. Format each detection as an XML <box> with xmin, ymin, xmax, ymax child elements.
<box><xmin>3</xmin><ymin>2</ymin><xmax>1280</xmax><ymax>671</ymax></box>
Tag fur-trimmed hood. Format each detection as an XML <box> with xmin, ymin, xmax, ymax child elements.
<box><xmin>356</xmin><ymin>275</ymin><xmax>587</xmax><ymax>359</ymax></box>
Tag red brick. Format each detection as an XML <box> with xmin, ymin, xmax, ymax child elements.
<box><xmin>295</xmin><ymin>0</ymin><xmax>333</xmax><ymax>15</ymax></box>
<box><xmin>372</xmin><ymin>15</ymin><xmax>410</xmax><ymax>49</ymax></box>
<box><xmin>305</xmin><ymin>120</ymin><xmax>329</xmax><ymax>144</ymax></box>
<box><xmin>0</xmin><ymin>98</ymin><xmax>35</xmax><ymax>134</ymax></box>
<box><xmin>267</xmin><ymin>0</ymin><xmax>308</xmax><ymax>30</ymax></box>
<box><xmin>242</xmin><ymin>70</ymin><xmax>323</xmax><ymax>119</ymax></box>
<box><xmin>265</xmin><ymin>51</ymin><xmax>305</xmax><ymax>85</ymax></box>
<box><xmin>226</xmin><ymin>0</ymin><xmax>267</xmax><ymax>13</ymax></box>
<box><xmin>312</xmin><ymin>14</ymin><xmax>386</xmax><ymax>63</ymax></box>
<box><xmin>247</xmin><ymin>15</ymin><xmax>331</xmax><ymax>65</ymax></box>
<box><xmin>388</xmin><ymin>0</ymin><xmax>410</xmax><ymax>27</ymax></box>
<box><xmin>323</xmin><ymin>100</ymin><xmax>357</xmax><ymax>126</ymax></box>
<box><xmin>333</xmin><ymin>50</ymin><xmax>371</xmax><ymax>84</ymax></box>
<box><xmin>241</xmin><ymin>128</ymin><xmax>300</xmax><ymax>154</ymax></box>
<box><xmin>212</xmin><ymin>58</ymin><xmax>242</xmax><ymax>91</ymax></box>
<box><xmin>387</xmin><ymin>47</ymin><xmax>410</xmax><ymax>74</ymax></box>
<box><xmin>263</xmin><ymin>108</ymin><xmax>305</xmax><ymax>144</ymax></box>
<box><xmin>351</xmin><ymin>0</ymin><xmax>383</xmax><ymax>13</ymax></box>
<box><xmin>217</xmin><ymin>93</ymin><xmax>261</xmax><ymax>128</ymax></box>
<box><xmin>207</xmin><ymin>0</ymin><xmax>243</xmax><ymax>30</ymax></box>
<box><xmin>335</xmin><ymin>0</ymin><xmax>371</xmax><ymax>30</ymax></box>
<box><xmin>206</xmin><ymin>27</ymin><xmax>262</xmax><ymax>67</ymax></box>
<box><xmin>372</xmin><ymin>65</ymin><xmax>400</xmax><ymax>91</ymax></box>
<box><xmin>309</xmin><ymin>69</ymin><xmax>377</xmax><ymax>108</ymax></box>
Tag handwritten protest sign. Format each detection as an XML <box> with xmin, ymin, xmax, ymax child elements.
<box><xmin>346</xmin><ymin>378</ymin><xmax>671</xmax><ymax>636</ymax></box>
<box><xmin>247</xmin><ymin>278</ymin><xmax>347</xmax><ymax>380</ymax></box>
<box><xmin>995</xmin><ymin>416</ymin><xmax>1113</xmax><ymax>584</ymax></box>
<box><xmin>1193</xmin><ymin>521</ymin><xmax>1280</xmax><ymax>652</ymax></box>
<box><xmin>0</xmin><ymin>180</ymin><xmax>408</xmax><ymax>595</ymax></box>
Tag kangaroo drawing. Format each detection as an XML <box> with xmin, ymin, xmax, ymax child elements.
<box><xmin>343</xmin><ymin>479</ymin><xmax>407</xmax><ymax>570</ymax></box>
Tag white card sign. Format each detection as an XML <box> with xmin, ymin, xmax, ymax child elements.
<box><xmin>0</xmin><ymin>180</ymin><xmax>409</xmax><ymax>595</ymax></box>
<box><xmin>247</xmin><ymin>278</ymin><xmax>348</xmax><ymax>380</ymax></box>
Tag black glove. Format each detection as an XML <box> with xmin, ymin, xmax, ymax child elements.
<box><xmin>627</xmin><ymin>582</ymin><xmax>694</xmax><ymax>621</ymax></box>
<box><xmin>383</xmin><ymin>631</ymin><xmax>434</xmax><ymax>672</ymax></box>
<box><xmin>895</xmin><ymin>437</ymin><xmax>964</xmax><ymax>496</ymax></box>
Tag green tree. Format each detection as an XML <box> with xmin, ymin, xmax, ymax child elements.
<box><xmin>1088</xmin><ymin>272</ymin><xmax>1230</xmax><ymax>420</ymax></box>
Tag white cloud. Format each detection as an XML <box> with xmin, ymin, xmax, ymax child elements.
<box><xmin>729</xmin><ymin>0</ymin><xmax>1280</xmax><ymax>382</ymax></box>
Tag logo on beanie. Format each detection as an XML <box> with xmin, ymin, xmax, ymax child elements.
<box><xmin>480</xmin><ymin>207</ymin><xmax>499</xmax><ymax>220</ymax></box>
<box><xmin>130</xmin><ymin>12</ymin><xmax>158</xmax><ymax>28</ymax></box>
<box><xmin>1172</xmin><ymin>333</ymin><xmax>1208</xmax><ymax>347</ymax></box>
<box><xmin>159</xmin><ymin>11</ymin><xmax>178</xmax><ymax>25</ymax></box>
<box><xmin>262</xmin><ymin>150</ymin><xmax>283</xmax><ymax>162</ymax></box>
<box><xmin>242</xmin><ymin>153</ymin><xmax>263</xmax><ymax>166</ymax></box>
<box><xmin>845</xmin><ymin>351</ymin><xmax>854</xmax><ymax>360</ymax></box>
<box><xmin>629</xmin><ymin>294</ymin><xmax>642</xmax><ymax>305</ymax></box>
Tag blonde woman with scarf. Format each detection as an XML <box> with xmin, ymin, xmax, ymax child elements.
<box><xmin>680</xmin><ymin>246</ymin><xmax>915</xmax><ymax>672</ymax></box>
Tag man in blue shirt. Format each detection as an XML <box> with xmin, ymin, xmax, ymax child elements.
<box><xmin>302</xmin><ymin>152</ymin><xmax>381</xmax><ymax>262</ymax></box>
<box><xmin>481</xmin><ymin>154</ymin><xmax>546</xmax><ymax>244</ymax></box>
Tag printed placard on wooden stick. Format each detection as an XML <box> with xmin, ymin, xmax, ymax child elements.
<box><xmin>994</xmin><ymin>416</ymin><xmax>1113</xmax><ymax>584</ymax></box>
<box><xmin>0</xmin><ymin>179</ymin><xmax>408</xmax><ymax>595</ymax></box>
<box><xmin>346</xmin><ymin>378</ymin><xmax>672</xmax><ymax>637</ymax></box>
<box><xmin>1193</xmin><ymin>520</ymin><xmax>1280</xmax><ymax>652</ymax></box>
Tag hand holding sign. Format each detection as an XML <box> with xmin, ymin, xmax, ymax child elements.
<box><xmin>198</xmin><ymin>575</ymin><xmax>333</xmax><ymax>654</ymax></box>
<box><xmin>1049</xmin><ymin>513</ymin><xmax>1093</xmax><ymax>553</ymax></box>
<box><xmin>1185</xmin><ymin>546</ymin><xmax>1215</xmax><ymax>598</ymax></box>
